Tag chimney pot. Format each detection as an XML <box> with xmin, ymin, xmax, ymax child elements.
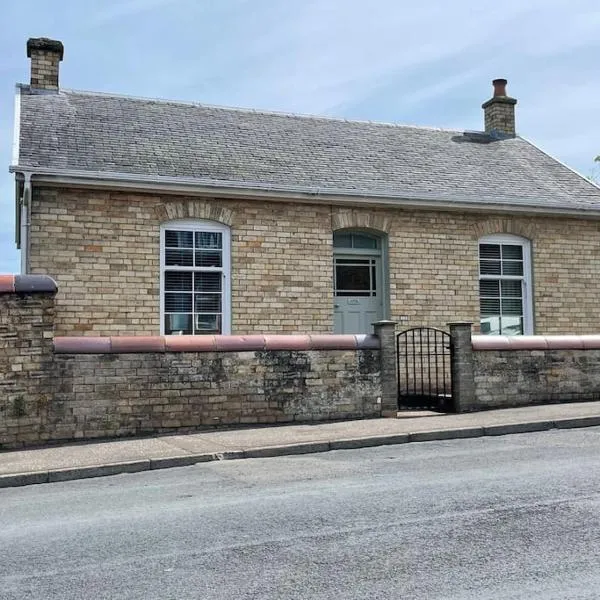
<box><xmin>492</xmin><ymin>78</ymin><xmax>508</xmax><ymax>97</ymax></box>
<box><xmin>26</xmin><ymin>37</ymin><xmax>64</xmax><ymax>91</ymax></box>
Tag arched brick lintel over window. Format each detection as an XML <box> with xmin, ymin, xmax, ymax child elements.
<box><xmin>154</xmin><ymin>199</ymin><xmax>234</xmax><ymax>227</ymax></box>
<box><xmin>331</xmin><ymin>210</ymin><xmax>392</xmax><ymax>233</ymax></box>
<box><xmin>472</xmin><ymin>218</ymin><xmax>535</xmax><ymax>240</ymax></box>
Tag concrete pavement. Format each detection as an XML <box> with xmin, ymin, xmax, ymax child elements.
<box><xmin>2</xmin><ymin>401</ymin><xmax>600</xmax><ymax>488</ymax></box>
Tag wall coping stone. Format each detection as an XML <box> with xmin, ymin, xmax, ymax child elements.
<box><xmin>472</xmin><ymin>334</ymin><xmax>600</xmax><ymax>351</ymax></box>
<box><xmin>54</xmin><ymin>334</ymin><xmax>381</xmax><ymax>354</ymax></box>
<box><xmin>0</xmin><ymin>274</ymin><xmax>58</xmax><ymax>294</ymax></box>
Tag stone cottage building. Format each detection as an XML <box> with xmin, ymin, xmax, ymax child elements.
<box><xmin>10</xmin><ymin>38</ymin><xmax>600</xmax><ymax>338</ymax></box>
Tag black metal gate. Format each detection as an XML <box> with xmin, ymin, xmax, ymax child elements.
<box><xmin>396</xmin><ymin>327</ymin><xmax>453</xmax><ymax>412</ymax></box>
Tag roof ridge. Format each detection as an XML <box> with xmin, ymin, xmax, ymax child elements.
<box><xmin>16</xmin><ymin>83</ymin><xmax>465</xmax><ymax>134</ymax></box>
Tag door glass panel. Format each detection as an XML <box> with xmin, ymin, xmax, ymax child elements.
<box><xmin>336</xmin><ymin>265</ymin><xmax>370</xmax><ymax>295</ymax></box>
<box><xmin>333</xmin><ymin>233</ymin><xmax>352</xmax><ymax>248</ymax></box>
<box><xmin>333</xmin><ymin>232</ymin><xmax>379</xmax><ymax>249</ymax></box>
<box><xmin>335</xmin><ymin>258</ymin><xmax>370</xmax><ymax>265</ymax></box>
<box><xmin>353</xmin><ymin>235</ymin><xmax>378</xmax><ymax>249</ymax></box>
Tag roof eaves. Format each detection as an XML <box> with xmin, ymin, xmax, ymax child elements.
<box><xmin>10</xmin><ymin>165</ymin><xmax>600</xmax><ymax>218</ymax></box>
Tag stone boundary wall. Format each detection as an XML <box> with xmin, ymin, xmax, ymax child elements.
<box><xmin>465</xmin><ymin>332</ymin><xmax>600</xmax><ymax>409</ymax></box>
<box><xmin>0</xmin><ymin>276</ymin><xmax>385</xmax><ymax>449</ymax></box>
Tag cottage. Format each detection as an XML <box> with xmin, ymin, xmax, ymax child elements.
<box><xmin>11</xmin><ymin>38</ymin><xmax>600</xmax><ymax>337</ymax></box>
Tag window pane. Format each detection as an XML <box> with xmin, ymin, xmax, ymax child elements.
<box><xmin>352</xmin><ymin>234</ymin><xmax>378</xmax><ymax>249</ymax></box>
<box><xmin>501</xmin><ymin>316</ymin><xmax>523</xmax><ymax>335</ymax></box>
<box><xmin>194</xmin><ymin>272</ymin><xmax>222</xmax><ymax>292</ymax></box>
<box><xmin>165</xmin><ymin>230</ymin><xmax>193</xmax><ymax>248</ymax></box>
<box><xmin>480</xmin><ymin>298</ymin><xmax>500</xmax><ymax>316</ymax></box>
<box><xmin>480</xmin><ymin>316</ymin><xmax>500</xmax><ymax>335</ymax></box>
<box><xmin>371</xmin><ymin>265</ymin><xmax>377</xmax><ymax>292</ymax></box>
<box><xmin>502</xmin><ymin>261</ymin><xmax>523</xmax><ymax>276</ymax></box>
<box><xmin>165</xmin><ymin>293</ymin><xmax>192</xmax><ymax>312</ymax></box>
<box><xmin>336</xmin><ymin>265</ymin><xmax>370</xmax><ymax>291</ymax></box>
<box><xmin>479</xmin><ymin>280</ymin><xmax>500</xmax><ymax>296</ymax></box>
<box><xmin>502</xmin><ymin>245</ymin><xmax>523</xmax><ymax>260</ymax></box>
<box><xmin>164</xmin><ymin>271</ymin><xmax>192</xmax><ymax>291</ymax></box>
<box><xmin>502</xmin><ymin>298</ymin><xmax>523</xmax><ymax>315</ymax></box>
<box><xmin>501</xmin><ymin>280</ymin><xmax>522</xmax><ymax>297</ymax></box>
<box><xmin>165</xmin><ymin>249</ymin><xmax>193</xmax><ymax>266</ymax></box>
<box><xmin>195</xmin><ymin>314</ymin><xmax>221</xmax><ymax>333</ymax></box>
<box><xmin>195</xmin><ymin>250</ymin><xmax>222</xmax><ymax>268</ymax></box>
<box><xmin>480</xmin><ymin>260</ymin><xmax>501</xmax><ymax>275</ymax></box>
<box><xmin>195</xmin><ymin>231</ymin><xmax>222</xmax><ymax>249</ymax></box>
<box><xmin>194</xmin><ymin>294</ymin><xmax>221</xmax><ymax>313</ymax></box>
<box><xmin>479</xmin><ymin>244</ymin><xmax>501</xmax><ymax>260</ymax></box>
<box><xmin>333</xmin><ymin>233</ymin><xmax>352</xmax><ymax>248</ymax></box>
<box><xmin>165</xmin><ymin>313</ymin><xmax>193</xmax><ymax>335</ymax></box>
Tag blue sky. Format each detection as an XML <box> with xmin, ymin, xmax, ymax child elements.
<box><xmin>1</xmin><ymin>0</ymin><xmax>599</xmax><ymax>273</ymax></box>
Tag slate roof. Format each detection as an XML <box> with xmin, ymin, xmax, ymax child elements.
<box><xmin>14</xmin><ymin>85</ymin><xmax>600</xmax><ymax>212</ymax></box>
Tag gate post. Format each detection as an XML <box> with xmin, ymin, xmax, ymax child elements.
<box><xmin>447</xmin><ymin>322</ymin><xmax>476</xmax><ymax>413</ymax></box>
<box><xmin>373</xmin><ymin>320</ymin><xmax>398</xmax><ymax>417</ymax></box>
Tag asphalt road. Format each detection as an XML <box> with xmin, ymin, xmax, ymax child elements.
<box><xmin>2</xmin><ymin>427</ymin><xmax>600</xmax><ymax>599</ymax></box>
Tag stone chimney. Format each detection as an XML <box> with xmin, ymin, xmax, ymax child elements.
<box><xmin>482</xmin><ymin>78</ymin><xmax>517</xmax><ymax>138</ymax></box>
<box><xmin>26</xmin><ymin>37</ymin><xmax>64</xmax><ymax>91</ymax></box>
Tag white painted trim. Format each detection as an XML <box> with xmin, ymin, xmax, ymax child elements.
<box><xmin>479</xmin><ymin>233</ymin><xmax>533</xmax><ymax>335</ymax></box>
<box><xmin>9</xmin><ymin>167</ymin><xmax>600</xmax><ymax>219</ymax></box>
<box><xmin>159</xmin><ymin>219</ymin><xmax>231</xmax><ymax>336</ymax></box>
<box><xmin>11</xmin><ymin>86</ymin><xmax>21</xmax><ymax>167</ymax></box>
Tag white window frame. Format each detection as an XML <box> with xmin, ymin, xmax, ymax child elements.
<box><xmin>160</xmin><ymin>219</ymin><xmax>231</xmax><ymax>335</ymax></box>
<box><xmin>478</xmin><ymin>233</ymin><xmax>533</xmax><ymax>335</ymax></box>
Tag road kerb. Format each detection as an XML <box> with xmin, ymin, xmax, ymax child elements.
<box><xmin>149</xmin><ymin>454</ymin><xmax>212</xmax><ymax>470</ymax></box>
<box><xmin>244</xmin><ymin>442</ymin><xmax>330</xmax><ymax>459</ymax></box>
<box><xmin>0</xmin><ymin>471</ymin><xmax>49</xmax><ymax>488</ymax></box>
<box><xmin>483</xmin><ymin>421</ymin><xmax>554</xmax><ymax>436</ymax></box>
<box><xmin>408</xmin><ymin>427</ymin><xmax>484</xmax><ymax>443</ymax></box>
<box><xmin>330</xmin><ymin>434</ymin><xmax>410</xmax><ymax>450</ymax></box>
<box><xmin>553</xmin><ymin>416</ymin><xmax>600</xmax><ymax>429</ymax></box>
<box><xmin>47</xmin><ymin>460</ymin><xmax>152</xmax><ymax>483</ymax></box>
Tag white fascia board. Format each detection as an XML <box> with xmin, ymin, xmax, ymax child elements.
<box><xmin>10</xmin><ymin>166</ymin><xmax>600</xmax><ymax>219</ymax></box>
<box><xmin>11</xmin><ymin>85</ymin><xmax>21</xmax><ymax>167</ymax></box>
